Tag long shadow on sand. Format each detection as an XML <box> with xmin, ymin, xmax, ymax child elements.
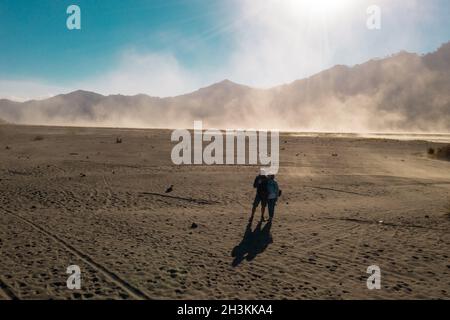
<box><xmin>231</xmin><ymin>217</ymin><xmax>273</xmax><ymax>267</ymax></box>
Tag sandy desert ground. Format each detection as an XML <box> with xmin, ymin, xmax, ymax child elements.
<box><xmin>0</xmin><ymin>124</ymin><xmax>449</xmax><ymax>300</ymax></box>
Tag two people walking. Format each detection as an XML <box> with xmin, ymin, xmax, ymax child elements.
<box><xmin>251</xmin><ymin>169</ymin><xmax>281</xmax><ymax>222</ymax></box>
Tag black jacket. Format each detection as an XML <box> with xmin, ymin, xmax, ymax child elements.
<box><xmin>253</xmin><ymin>175</ymin><xmax>268</xmax><ymax>198</ymax></box>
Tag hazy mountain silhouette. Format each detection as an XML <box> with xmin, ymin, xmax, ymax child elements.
<box><xmin>1</xmin><ymin>42</ymin><xmax>449</xmax><ymax>132</ymax></box>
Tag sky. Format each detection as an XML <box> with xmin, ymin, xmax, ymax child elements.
<box><xmin>0</xmin><ymin>0</ymin><xmax>450</xmax><ymax>100</ymax></box>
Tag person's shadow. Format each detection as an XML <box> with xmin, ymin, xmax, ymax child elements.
<box><xmin>231</xmin><ymin>216</ymin><xmax>273</xmax><ymax>267</ymax></box>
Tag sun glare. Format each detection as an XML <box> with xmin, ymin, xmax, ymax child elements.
<box><xmin>286</xmin><ymin>0</ymin><xmax>355</xmax><ymax>16</ymax></box>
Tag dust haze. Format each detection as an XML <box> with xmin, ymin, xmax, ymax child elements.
<box><xmin>1</xmin><ymin>42</ymin><xmax>450</xmax><ymax>132</ymax></box>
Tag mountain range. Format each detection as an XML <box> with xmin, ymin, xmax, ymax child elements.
<box><xmin>1</xmin><ymin>42</ymin><xmax>450</xmax><ymax>132</ymax></box>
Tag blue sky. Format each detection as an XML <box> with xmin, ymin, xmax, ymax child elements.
<box><xmin>0</xmin><ymin>0</ymin><xmax>235</xmax><ymax>83</ymax></box>
<box><xmin>1</xmin><ymin>0</ymin><xmax>450</xmax><ymax>100</ymax></box>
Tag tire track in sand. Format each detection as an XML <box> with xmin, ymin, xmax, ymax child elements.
<box><xmin>0</xmin><ymin>208</ymin><xmax>152</xmax><ymax>300</ymax></box>
<box><xmin>0</xmin><ymin>277</ymin><xmax>18</xmax><ymax>300</ymax></box>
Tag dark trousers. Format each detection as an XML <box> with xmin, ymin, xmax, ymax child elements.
<box><xmin>253</xmin><ymin>194</ymin><xmax>267</xmax><ymax>209</ymax></box>
<box><xmin>268</xmin><ymin>199</ymin><xmax>277</xmax><ymax>218</ymax></box>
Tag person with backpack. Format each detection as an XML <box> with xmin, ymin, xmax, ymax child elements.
<box><xmin>266</xmin><ymin>173</ymin><xmax>281</xmax><ymax>221</ymax></box>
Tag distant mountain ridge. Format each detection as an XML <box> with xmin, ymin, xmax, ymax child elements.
<box><xmin>1</xmin><ymin>42</ymin><xmax>450</xmax><ymax>132</ymax></box>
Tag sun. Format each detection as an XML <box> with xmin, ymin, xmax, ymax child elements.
<box><xmin>286</xmin><ymin>0</ymin><xmax>355</xmax><ymax>16</ymax></box>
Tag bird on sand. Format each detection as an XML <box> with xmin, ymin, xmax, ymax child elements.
<box><xmin>165</xmin><ymin>185</ymin><xmax>174</xmax><ymax>193</ymax></box>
